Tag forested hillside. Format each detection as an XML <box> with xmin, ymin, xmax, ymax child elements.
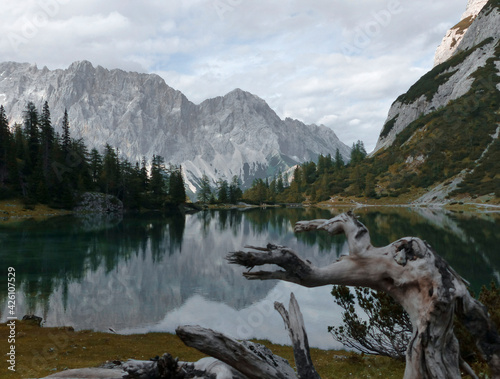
<box><xmin>0</xmin><ymin>102</ymin><xmax>187</xmax><ymax>210</ymax></box>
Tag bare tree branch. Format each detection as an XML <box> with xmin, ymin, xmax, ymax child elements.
<box><xmin>227</xmin><ymin>211</ymin><xmax>500</xmax><ymax>379</ymax></box>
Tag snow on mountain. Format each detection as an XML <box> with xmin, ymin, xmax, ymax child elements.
<box><xmin>0</xmin><ymin>61</ymin><xmax>350</xmax><ymax>194</ymax></box>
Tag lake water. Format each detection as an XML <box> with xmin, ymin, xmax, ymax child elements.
<box><xmin>1</xmin><ymin>207</ymin><xmax>499</xmax><ymax>349</ymax></box>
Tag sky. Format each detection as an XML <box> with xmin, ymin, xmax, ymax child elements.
<box><xmin>1</xmin><ymin>0</ymin><xmax>468</xmax><ymax>152</ymax></box>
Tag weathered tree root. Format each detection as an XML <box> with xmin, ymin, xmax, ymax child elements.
<box><xmin>227</xmin><ymin>211</ymin><xmax>500</xmax><ymax>379</ymax></box>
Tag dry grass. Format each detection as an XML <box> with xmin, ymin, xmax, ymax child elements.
<box><xmin>0</xmin><ymin>199</ymin><xmax>71</xmax><ymax>224</ymax></box>
<box><xmin>0</xmin><ymin>322</ymin><xmax>406</xmax><ymax>379</ymax></box>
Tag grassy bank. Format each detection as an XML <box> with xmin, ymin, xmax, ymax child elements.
<box><xmin>0</xmin><ymin>199</ymin><xmax>72</xmax><ymax>224</ymax></box>
<box><xmin>0</xmin><ymin>321</ymin><xmax>406</xmax><ymax>379</ymax></box>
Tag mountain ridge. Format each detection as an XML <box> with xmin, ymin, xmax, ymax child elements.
<box><xmin>0</xmin><ymin>61</ymin><xmax>350</xmax><ymax>195</ymax></box>
<box><xmin>373</xmin><ymin>0</ymin><xmax>500</xmax><ymax>154</ymax></box>
<box><xmin>368</xmin><ymin>0</ymin><xmax>500</xmax><ymax>203</ymax></box>
<box><xmin>433</xmin><ymin>0</ymin><xmax>488</xmax><ymax>66</ymax></box>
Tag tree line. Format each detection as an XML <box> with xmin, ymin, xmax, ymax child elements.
<box><xmin>0</xmin><ymin>101</ymin><xmax>186</xmax><ymax>210</ymax></box>
<box><xmin>242</xmin><ymin>141</ymin><xmax>368</xmax><ymax>204</ymax></box>
<box><xmin>197</xmin><ymin>174</ymin><xmax>243</xmax><ymax>205</ymax></box>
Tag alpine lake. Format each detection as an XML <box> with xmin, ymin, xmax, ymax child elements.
<box><xmin>1</xmin><ymin>206</ymin><xmax>499</xmax><ymax>350</ymax></box>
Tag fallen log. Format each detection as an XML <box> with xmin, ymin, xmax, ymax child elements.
<box><xmin>176</xmin><ymin>325</ymin><xmax>297</xmax><ymax>379</ymax></box>
<box><xmin>120</xmin><ymin>292</ymin><xmax>318</xmax><ymax>379</ymax></box>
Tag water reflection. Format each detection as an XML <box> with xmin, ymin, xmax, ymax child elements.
<box><xmin>0</xmin><ymin>207</ymin><xmax>498</xmax><ymax>349</ymax></box>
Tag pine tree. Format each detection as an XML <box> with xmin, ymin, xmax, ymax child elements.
<box><xmin>89</xmin><ymin>148</ymin><xmax>103</xmax><ymax>187</ymax></box>
<box><xmin>0</xmin><ymin>105</ymin><xmax>10</xmax><ymax>186</ymax></box>
<box><xmin>268</xmin><ymin>177</ymin><xmax>277</xmax><ymax>202</ymax></box>
<box><xmin>243</xmin><ymin>178</ymin><xmax>268</xmax><ymax>204</ymax></box>
<box><xmin>120</xmin><ymin>159</ymin><xmax>143</xmax><ymax>210</ymax></box>
<box><xmin>101</xmin><ymin>144</ymin><xmax>121</xmax><ymax>195</ymax></box>
<box><xmin>39</xmin><ymin>101</ymin><xmax>55</xmax><ymax>190</ymax></box>
<box><xmin>149</xmin><ymin>154</ymin><xmax>166</xmax><ymax>202</ymax></box>
<box><xmin>217</xmin><ymin>179</ymin><xmax>229</xmax><ymax>203</ymax></box>
<box><xmin>229</xmin><ymin>175</ymin><xmax>242</xmax><ymax>204</ymax></box>
<box><xmin>292</xmin><ymin>166</ymin><xmax>303</xmax><ymax>193</ymax></box>
<box><xmin>169</xmin><ymin>165</ymin><xmax>187</xmax><ymax>204</ymax></box>
<box><xmin>23</xmin><ymin>102</ymin><xmax>39</xmax><ymax>172</ymax></box>
<box><xmin>61</xmin><ymin>109</ymin><xmax>71</xmax><ymax>153</ymax></box>
<box><xmin>335</xmin><ymin>148</ymin><xmax>345</xmax><ymax>170</ymax></box>
<box><xmin>140</xmin><ymin>156</ymin><xmax>149</xmax><ymax>190</ymax></box>
<box><xmin>198</xmin><ymin>174</ymin><xmax>212</xmax><ymax>203</ymax></box>
<box><xmin>350</xmin><ymin>140</ymin><xmax>367</xmax><ymax>165</ymax></box>
<box><xmin>276</xmin><ymin>172</ymin><xmax>285</xmax><ymax>193</ymax></box>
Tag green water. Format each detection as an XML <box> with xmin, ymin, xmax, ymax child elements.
<box><xmin>0</xmin><ymin>207</ymin><xmax>498</xmax><ymax>348</ymax></box>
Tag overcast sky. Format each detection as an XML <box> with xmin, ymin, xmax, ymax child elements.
<box><xmin>2</xmin><ymin>0</ymin><xmax>467</xmax><ymax>152</ymax></box>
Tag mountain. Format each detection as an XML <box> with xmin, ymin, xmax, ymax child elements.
<box><xmin>373</xmin><ymin>0</ymin><xmax>497</xmax><ymax>154</ymax></box>
<box><xmin>433</xmin><ymin>0</ymin><xmax>488</xmax><ymax>67</ymax></box>
<box><xmin>367</xmin><ymin>0</ymin><xmax>500</xmax><ymax>203</ymax></box>
<box><xmin>0</xmin><ymin>61</ymin><xmax>350</xmax><ymax>195</ymax></box>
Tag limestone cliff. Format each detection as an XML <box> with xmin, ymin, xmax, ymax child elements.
<box><xmin>373</xmin><ymin>0</ymin><xmax>500</xmax><ymax>154</ymax></box>
<box><xmin>433</xmin><ymin>0</ymin><xmax>488</xmax><ymax>67</ymax></box>
<box><xmin>0</xmin><ymin>62</ymin><xmax>350</xmax><ymax>194</ymax></box>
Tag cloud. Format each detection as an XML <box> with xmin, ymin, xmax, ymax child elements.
<box><xmin>0</xmin><ymin>0</ymin><xmax>468</xmax><ymax>152</ymax></box>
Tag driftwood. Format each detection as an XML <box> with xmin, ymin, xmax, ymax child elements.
<box><xmin>177</xmin><ymin>325</ymin><xmax>296</xmax><ymax>379</ymax></box>
<box><xmin>226</xmin><ymin>211</ymin><xmax>500</xmax><ymax>379</ymax></box>
<box><xmin>274</xmin><ymin>293</ymin><xmax>320</xmax><ymax>379</ymax></box>
<box><xmin>120</xmin><ymin>293</ymin><xmax>316</xmax><ymax>379</ymax></box>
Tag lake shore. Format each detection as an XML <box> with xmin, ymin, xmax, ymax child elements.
<box><xmin>0</xmin><ymin>199</ymin><xmax>72</xmax><ymax>223</ymax></box>
<box><xmin>0</xmin><ymin>321</ymin><xmax>407</xmax><ymax>379</ymax></box>
<box><xmin>1</xmin><ymin>190</ymin><xmax>499</xmax><ymax>224</ymax></box>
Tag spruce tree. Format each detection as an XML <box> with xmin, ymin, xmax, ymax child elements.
<box><xmin>61</xmin><ymin>109</ymin><xmax>71</xmax><ymax>153</ymax></box>
<box><xmin>198</xmin><ymin>174</ymin><xmax>212</xmax><ymax>203</ymax></box>
<box><xmin>39</xmin><ymin>101</ymin><xmax>55</xmax><ymax>190</ymax></box>
<box><xmin>229</xmin><ymin>176</ymin><xmax>242</xmax><ymax>204</ymax></box>
<box><xmin>23</xmin><ymin>102</ymin><xmax>39</xmax><ymax>172</ymax></box>
<box><xmin>169</xmin><ymin>165</ymin><xmax>187</xmax><ymax>204</ymax></box>
<box><xmin>0</xmin><ymin>105</ymin><xmax>10</xmax><ymax>186</ymax></box>
<box><xmin>89</xmin><ymin>148</ymin><xmax>103</xmax><ymax>187</ymax></box>
<box><xmin>101</xmin><ymin>144</ymin><xmax>120</xmax><ymax>195</ymax></box>
<box><xmin>140</xmin><ymin>156</ymin><xmax>149</xmax><ymax>190</ymax></box>
<box><xmin>276</xmin><ymin>173</ymin><xmax>285</xmax><ymax>193</ymax></box>
<box><xmin>149</xmin><ymin>155</ymin><xmax>166</xmax><ymax>207</ymax></box>
<box><xmin>217</xmin><ymin>179</ymin><xmax>229</xmax><ymax>203</ymax></box>
<box><xmin>335</xmin><ymin>148</ymin><xmax>345</xmax><ymax>170</ymax></box>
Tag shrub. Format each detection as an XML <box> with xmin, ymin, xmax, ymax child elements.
<box><xmin>329</xmin><ymin>285</ymin><xmax>411</xmax><ymax>360</ymax></box>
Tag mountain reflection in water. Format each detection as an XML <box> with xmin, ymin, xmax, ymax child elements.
<box><xmin>0</xmin><ymin>207</ymin><xmax>498</xmax><ymax>349</ymax></box>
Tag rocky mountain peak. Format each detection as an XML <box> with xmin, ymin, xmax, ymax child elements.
<box><xmin>373</xmin><ymin>0</ymin><xmax>499</xmax><ymax>154</ymax></box>
<box><xmin>69</xmin><ymin>60</ymin><xmax>95</xmax><ymax>71</ymax></box>
<box><xmin>433</xmin><ymin>0</ymin><xmax>488</xmax><ymax>66</ymax></box>
<box><xmin>0</xmin><ymin>61</ymin><xmax>350</xmax><ymax>197</ymax></box>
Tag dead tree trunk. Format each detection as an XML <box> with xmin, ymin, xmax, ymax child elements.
<box><xmin>176</xmin><ymin>293</ymin><xmax>320</xmax><ymax>379</ymax></box>
<box><xmin>274</xmin><ymin>293</ymin><xmax>321</xmax><ymax>379</ymax></box>
<box><xmin>120</xmin><ymin>293</ymin><xmax>318</xmax><ymax>379</ymax></box>
<box><xmin>227</xmin><ymin>211</ymin><xmax>500</xmax><ymax>379</ymax></box>
<box><xmin>176</xmin><ymin>325</ymin><xmax>298</xmax><ymax>379</ymax></box>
